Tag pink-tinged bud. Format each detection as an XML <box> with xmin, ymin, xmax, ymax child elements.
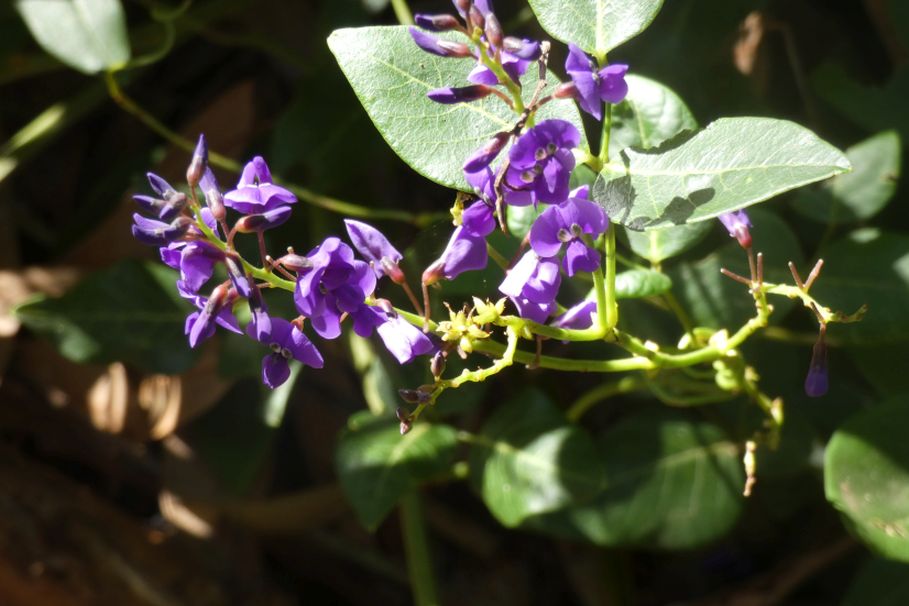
<box><xmin>804</xmin><ymin>330</ymin><xmax>829</xmax><ymax>397</ymax></box>
<box><xmin>186</xmin><ymin>134</ymin><xmax>207</xmax><ymax>188</ymax></box>
<box><xmin>430</xmin><ymin>350</ymin><xmax>446</xmax><ymax>378</ymax></box>
<box><xmin>414</xmin><ymin>13</ymin><xmax>461</xmax><ymax>31</ymax></box>
<box><xmin>427</xmin><ymin>85</ymin><xmax>493</xmax><ymax>104</ymax></box>
<box><xmin>396</xmin><ymin>407</ymin><xmax>413</xmax><ymax>435</ymax></box>
<box><xmin>422</xmin><ymin>262</ymin><xmax>444</xmax><ymax>286</ymax></box>
<box><xmin>274</xmin><ymin>253</ymin><xmax>313</xmax><ymax>272</ymax></box>
<box><xmin>484</xmin><ymin>13</ymin><xmax>503</xmax><ymax>48</ymax></box>
<box><xmin>205</xmin><ymin>188</ymin><xmax>226</xmax><ymax>222</ymax></box>
<box><xmin>234</xmin><ymin>206</ymin><xmax>293</xmax><ymax>233</ymax></box>
<box><xmin>409</xmin><ymin>27</ymin><xmax>471</xmax><ymax>58</ymax></box>
<box><xmin>468</xmin><ymin>5</ymin><xmax>485</xmax><ymax>32</ymax></box>
<box><xmin>553</xmin><ymin>81</ymin><xmax>579</xmax><ymax>99</ymax></box>
<box><xmin>503</xmin><ymin>37</ymin><xmax>542</xmax><ymax>60</ymax></box>
<box><xmin>381</xmin><ymin>258</ymin><xmax>406</xmax><ymax>285</ymax></box>
<box><xmin>718</xmin><ymin>210</ymin><xmax>753</xmax><ymax>249</ymax></box>
<box><xmin>463</xmin><ymin>132</ymin><xmax>509</xmax><ymax>173</ymax></box>
<box><xmin>454</xmin><ymin>0</ymin><xmax>471</xmax><ymax>18</ymax></box>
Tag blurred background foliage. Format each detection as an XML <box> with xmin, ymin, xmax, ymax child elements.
<box><xmin>0</xmin><ymin>0</ymin><xmax>908</xmax><ymax>604</ymax></box>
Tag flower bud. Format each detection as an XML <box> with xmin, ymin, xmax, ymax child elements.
<box><xmin>503</xmin><ymin>37</ymin><xmax>542</xmax><ymax>60</ymax></box>
<box><xmin>718</xmin><ymin>210</ymin><xmax>752</xmax><ymax>249</ymax></box>
<box><xmin>454</xmin><ymin>0</ymin><xmax>471</xmax><ymax>18</ymax></box>
<box><xmin>414</xmin><ymin>13</ymin><xmax>461</xmax><ymax>31</ymax></box>
<box><xmin>396</xmin><ymin>407</ymin><xmax>413</xmax><ymax>435</ymax></box>
<box><xmin>399</xmin><ymin>388</ymin><xmax>431</xmax><ymax>404</ymax></box>
<box><xmin>200</xmin><ymin>168</ymin><xmax>226</xmax><ymax>222</ymax></box>
<box><xmin>147</xmin><ymin>173</ymin><xmax>177</xmax><ymax>199</ymax></box>
<box><xmin>409</xmin><ymin>27</ymin><xmax>471</xmax><ymax>57</ymax></box>
<box><xmin>804</xmin><ymin>330</ymin><xmax>829</xmax><ymax>397</ymax></box>
<box><xmin>484</xmin><ymin>13</ymin><xmax>504</xmax><ymax>49</ymax></box>
<box><xmin>186</xmin><ymin>134</ymin><xmax>207</xmax><ymax>188</ymax></box>
<box><xmin>131</xmin><ymin>214</ymin><xmax>193</xmax><ymax>246</ymax></box>
<box><xmin>224</xmin><ymin>255</ymin><xmax>252</xmax><ymax>298</ymax></box>
<box><xmin>132</xmin><ymin>191</ymin><xmax>188</xmax><ymax>222</ymax></box>
<box><xmin>234</xmin><ymin>206</ymin><xmax>293</xmax><ymax>233</ymax></box>
<box><xmin>468</xmin><ymin>5</ymin><xmax>485</xmax><ymax>32</ymax></box>
<box><xmin>463</xmin><ymin>132</ymin><xmax>509</xmax><ymax>173</ymax></box>
<box><xmin>553</xmin><ymin>81</ymin><xmax>578</xmax><ymax>99</ymax></box>
<box><xmin>428</xmin><ymin>85</ymin><xmax>493</xmax><ymax>104</ymax></box>
<box><xmin>274</xmin><ymin>253</ymin><xmax>312</xmax><ymax>273</ymax></box>
<box><xmin>430</xmin><ymin>350</ymin><xmax>446</xmax><ymax>378</ymax></box>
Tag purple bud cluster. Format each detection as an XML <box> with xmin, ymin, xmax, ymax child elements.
<box><xmin>132</xmin><ymin>136</ymin><xmax>436</xmax><ymax>389</ymax></box>
<box><xmin>409</xmin><ymin>0</ymin><xmax>541</xmax><ymax>105</ymax></box>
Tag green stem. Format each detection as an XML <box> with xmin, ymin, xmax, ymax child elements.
<box><xmin>566</xmin><ymin>375</ymin><xmax>644</xmax><ymax>422</ymax></box>
<box><xmin>103</xmin><ymin>71</ymin><xmax>439</xmax><ymax>226</ymax></box>
<box><xmin>390</xmin><ymin>0</ymin><xmax>414</xmax><ymax>25</ymax></box>
<box><xmin>475</xmin><ymin>44</ymin><xmax>524</xmax><ymax>113</ymax></box>
<box><xmin>598</xmin><ymin>102</ymin><xmax>613</xmax><ymax>164</ymax></box>
<box><xmin>400</xmin><ymin>492</ymin><xmax>440</xmax><ymax>606</ymax></box>
<box><xmin>604</xmin><ymin>224</ymin><xmax>618</xmax><ymax>330</ymax></box>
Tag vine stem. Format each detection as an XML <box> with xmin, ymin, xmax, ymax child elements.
<box><xmin>400</xmin><ymin>491</ymin><xmax>440</xmax><ymax>606</ymax></box>
<box><xmin>566</xmin><ymin>375</ymin><xmax>644</xmax><ymax>422</ymax></box>
<box><xmin>103</xmin><ymin>71</ymin><xmax>440</xmax><ymax>226</ymax></box>
<box><xmin>390</xmin><ymin>0</ymin><xmax>414</xmax><ymax>25</ymax></box>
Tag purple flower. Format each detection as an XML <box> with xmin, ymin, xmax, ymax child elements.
<box><xmin>422</xmin><ymin>201</ymin><xmax>496</xmax><ymax>285</ymax></box>
<box><xmin>223</xmin><ymin>156</ymin><xmax>296</xmax><ymax>214</ymax></box>
<box><xmin>200</xmin><ymin>167</ymin><xmax>226</xmax><ymax>222</ymax></box>
<box><xmin>184</xmin><ymin>284</ymin><xmax>241</xmax><ymax>348</ymax></box>
<box><xmin>551</xmin><ymin>300</ymin><xmax>597</xmax><ymax>330</ymax></box>
<box><xmin>409</xmin><ymin>27</ymin><xmax>471</xmax><ymax>57</ymax></box>
<box><xmin>427</xmin><ymin>85</ymin><xmax>493</xmax><ymax>104</ymax></box>
<box><xmin>414</xmin><ymin>13</ymin><xmax>461</xmax><ymax>32</ymax></box>
<box><xmin>529</xmin><ymin>196</ymin><xmax>608</xmax><ymax>276</ymax></box>
<box><xmin>499</xmin><ymin>251</ymin><xmax>561</xmax><ymax>322</ymax></box>
<box><xmin>718</xmin><ymin>210</ymin><xmax>753</xmax><ymax>249</ymax></box>
<box><xmin>504</xmin><ymin>120</ymin><xmax>580</xmax><ymax>206</ymax></box>
<box><xmin>186</xmin><ymin>134</ymin><xmax>207</xmax><ymax>187</ymax></box>
<box><xmin>294</xmin><ymin>237</ymin><xmax>380</xmax><ymax>340</ymax></box>
<box><xmin>248</xmin><ymin>316</ymin><xmax>323</xmax><ymax>389</ymax></box>
<box><xmin>804</xmin><ymin>332</ymin><xmax>829</xmax><ymax>397</ymax></box>
<box><xmin>377</xmin><ymin>315</ymin><xmax>436</xmax><ymax>364</ymax></box>
<box><xmin>565</xmin><ymin>44</ymin><xmax>629</xmax><ymax>119</ymax></box>
<box><xmin>344</xmin><ymin>219</ymin><xmax>404</xmax><ymax>282</ymax></box>
<box><xmin>467</xmin><ymin>37</ymin><xmax>540</xmax><ymax>86</ymax></box>
<box><xmin>161</xmin><ymin>240</ymin><xmax>222</xmax><ymax>294</ymax></box>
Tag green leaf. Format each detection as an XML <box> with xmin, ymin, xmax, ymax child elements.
<box><xmin>811</xmin><ymin>230</ymin><xmax>909</xmax><ymax>345</ymax></box>
<box><xmin>336</xmin><ymin>412</ymin><xmax>458</xmax><ymax>530</ymax></box>
<box><xmin>327</xmin><ymin>26</ymin><xmax>585</xmax><ymax>191</ymax></box>
<box><xmin>534</xmin><ymin>409</ymin><xmax>744</xmax><ymax>549</ymax></box>
<box><xmin>593</xmin><ymin>117</ymin><xmax>851</xmax><ymax>231</ymax></box>
<box><xmin>615</xmin><ymin>268</ymin><xmax>672</xmax><ymax>299</ymax></box>
<box><xmin>467</xmin><ymin>389</ymin><xmax>603</xmax><ymax>527</ymax></box>
<box><xmin>792</xmin><ymin>131</ymin><xmax>901</xmax><ymax>223</ymax></box>
<box><xmin>15</xmin><ymin>260</ymin><xmax>197</xmax><ymax>374</ymax></box>
<box><xmin>844</xmin><ymin>558</ymin><xmax>909</xmax><ymax>606</ymax></box>
<box><xmin>622</xmin><ymin>222</ymin><xmax>710</xmax><ymax>264</ymax></box>
<box><xmin>506</xmin><ymin>204</ymin><xmax>544</xmax><ymax>240</ymax></box>
<box><xmin>813</xmin><ymin>64</ymin><xmax>909</xmax><ymax>142</ymax></box>
<box><xmin>850</xmin><ymin>343</ymin><xmax>909</xmax><ymax>397</ymax></box>
<box><xmin>825</xmin><ymin>396</ymin><xmax>909</xmax><ymax>562</ymax></box>
<box><xmin>528</xmin><ymin>0</ymin><xmax>664</xmax><ymax>57</ymax></box>
<box><xmin>15</xmin><ymin>0</ymin><xmax>130</xmax><ymax>74</ymax></box>
<box><xmin>610</xmin><ymin>74</ymin><xmax>698</xmax><ymax>155</ymax></box>
<box><xmin>670</xmin><ymin>208</ymin><xmax>804</xmax><ymax>329</ymax></box>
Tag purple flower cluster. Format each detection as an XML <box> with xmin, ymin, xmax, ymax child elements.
<box><xmin>132</xmin><ymin>136</ymin><xmax>436</xmax><ymax>389</ymax></box>
<box><xmin>409</xmin><ymin>0</ymin><xmax>541</xmax><ymax>105</ymax></box>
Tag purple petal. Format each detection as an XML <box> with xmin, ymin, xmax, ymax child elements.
<box><xmin>462</xmin><ymin>201</ymin><xmax>496</xmax><ymax>237</ymax></box>
<box><xmin>523</xmin><ymin>257</ymin><xmax>561</xmax><ymax>303</ymax></box>
<box><xmin>598</xmin><ymin>63</ymin><xmax>629</xmax><ymax>104</ymax></box>
<box><xmin>510</xmin><ymin>296</ymin><xmax>555</xmax><ymax>323</ymax></box>
<box><xmin>466</xmin><ymin>63</ymin><xmax>500</xmax><ymax>85</ymax></box>
<box><xmin>551</xmin><ymin>300</ymin><xmax>597</xmax><ymax>329</ymax></box>
<box><xmin>377</xmin><ymin>316</ymin><xmax>436</xmax><ymax>364</ymax></box>
<box><xmin>528</xmin><ymin>206</ymin><xmax>564</xmax><ymax>258</ymax></box>
<box><xmin>262</xmin><ymin>354</ymin><xmax>291</xmax><ymax>389</ymax></box>
<box><xmin>563</xmin><ymin>240</ymin><xmax>600</xmax><ymax>276</ymax></box>
<box><xmin>344</xmin><ymin>219</ymin><xmax>403</xmax><ymax>272</ymax></box>
<box><xmin>499</xmin><ymin>251</ymin><xmax>538</xmax><ymax>298</ymax></box>
<box><xmin>428</xmin><ymin>85</ymin><xmax>492</xmax><ymax>104</ymax></box>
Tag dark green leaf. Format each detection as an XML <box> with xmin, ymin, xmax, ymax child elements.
<box><xmin>535</xmin><ymin>409</ymin><xmax>744</xmax><ymax>549</ymax></box>
<box><xmin>843</xmin><ymin>558</ymin><xmax>909</xmax><ymax>606</ymax></box>
<box><xmin>615</xmin><ymin>268</ymin><xmax>672</xmax><ymax>298</ymax></box>
<box><xmin>328</xmin><ymin>26</ymin><xmax>585</xmax><ymax>191</ymax></box>
<box><xmin>850</xmin><ymin>343</ymin><xmax>909</xmax><ymax>397</ymax></box>
<box><xmin>528</xmin><ymin>0</ymin><xmax>663</xmax><ymax>56</ymax></box>
<box><xmin>670</xmin><ymin>208</ymin><xmax>804</xmax><ymax>329</ymax></box>
<box><xmin>622</xmin><ymin>222</ymin><xmax>710</xmax><ymax>264</ymax></box>
<box><xmin>610</xmin><ymin>74</ymin><xmax>697</xmax><ymax>155</ymax></box>
<box><xmin>812</xmin><ymin>230</ymin><xmax>909</xmax><ymax>345</ymax></box>
<box><xmin>792</xmin><ymin>131</ymin><xmax>901</xmax><ymax>223</ymax></box>
<box><xmin>468</xmin><ymin>388</ymin><xmax>603</xmax><ymax>527</ymax></box>
<box><xmin>825</xmin><ymin>396</ymin><xmax>909</xmax><ymax>562</ymax></box>
<box><xmin>15</xmin><ymin>260</ymin><xmax>197</xmax><ymax>374</ymax></box>
<box><xmin>15</xmin><ymin>0</ymin><xmax>130</xmax><ymax>74</ymax></box>
<box><xmin>336</xmin><ymin>412</ymin><xmax>458</xmax><ymax>530</ymax></box>
<box><xmin>813</xmin><ymin>64</ymin><xmax>909</xmax><ymax>142</ymax></box>
<box><xmin>593</xmin><ymin>118</ymin><xmax>850</xmax><ymax>231</ymax></box>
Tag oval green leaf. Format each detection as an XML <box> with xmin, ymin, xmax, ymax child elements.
<box><xmin>336</xmin><ymin>411</ymin><xmax>459</xmax><ymax>530</ymax></box>
<box><xmin>534</xmin><ymin>409</ymin><xmax>744</xmax><ymax>549</ymax></box>
<box><xmin>328</xmin><ymin>26</ymin><xmax>585</xmax><ymax>191</ymax></box>
<box><xmin>622</xmin><ymin>222</ymin><xmax>711</xmax><ymax>264</ymax></box>
<box><xmin>593</xmin><ymin>117</ymin><xmax>851</xmax><ymax>231</ymax></box>
<box><xmin>825</xmin><ymin>397</ymin><xmax>909</xmax><ymax>562</ymax></box>
<box><xmin>610</xmin><ymin>74</ymin><xmax>697</xmax><ymax>155</ymax></box>
<box><xmin>528</xmin><ymin>0</ymin><xmax>664</xmax><ymax>57</ymax></box>
<box><xmin>843</xmin><ymin>558</ymin><xmax>909</xmax><ymax>606</ymax></box>
<box><xmin>15</xmin><ymin>0</ymin><xmax>131</xmax><ymax>74</ymax></box>
<box><xmin>14</xmin><ymin>260</ymin><xmax>197</xmax><ymax>374</ymax></box>
<box><xmin>467</xmin><ymin>389</ymin><xmax>603</xmax><ymax>527</ymax></box>
<box><xmin>792</xmin><ymin>130</ymin><xmax>901</xmax><ymax>223</ymax></box>
<box><xmin>615</xmin><ymin>268</ymin><xmax>672</xmax><ymax>299</ymax></box>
